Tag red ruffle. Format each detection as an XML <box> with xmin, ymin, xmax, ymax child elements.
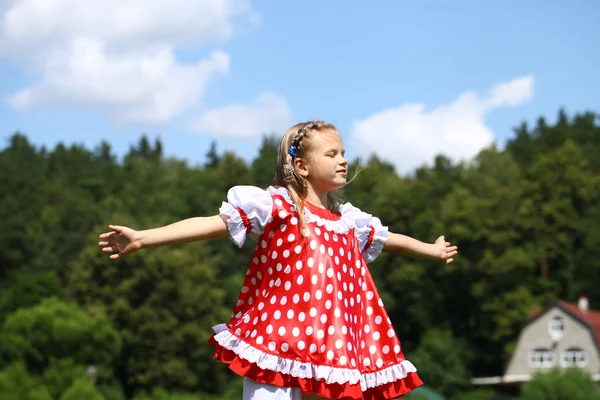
<box><xmin>362</xmin><ymin>225</ymin><xmax>375</xmax><ymax>253</ymax></box>
<box><xmin>236</xmin><ymin>207</ymin><xmax>252</xmax><ymax>233</ymax></box>
<box><xmin>210</xmin><ymin>337</ymin><xmax>423</xmax><ymax>400</ymax></box>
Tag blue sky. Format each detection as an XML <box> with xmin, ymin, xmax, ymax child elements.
<box><xmin>1</xmin><ymin>1</ymin><xmax>598</xmax><ymax>174</ymax></box>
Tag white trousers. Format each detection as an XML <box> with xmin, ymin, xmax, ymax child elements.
<box><xmin>243</xmin><ymin>377</ymin><xmax>326</xmax><ymax>400</ymax></box>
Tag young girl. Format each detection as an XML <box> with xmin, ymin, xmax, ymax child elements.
<box><xmin>99</xmin><ymin>121</ymin><xmax>458</xmax><ymax>400</ymax></box>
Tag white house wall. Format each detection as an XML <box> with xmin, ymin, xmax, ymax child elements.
<box><xmin>504</xmin><ymin>306</ymin><xmax>599</xmax><ymax>378</ymax></box>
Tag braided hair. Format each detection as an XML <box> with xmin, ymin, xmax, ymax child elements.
<box><xmin>274</xmin><ymin>121</ymin><xmax>341</xmax><ymax>232</ymax></box>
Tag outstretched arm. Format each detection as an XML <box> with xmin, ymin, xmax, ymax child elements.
<box><xmin>383</xmin><ymin>232</ymin><xmax>458</xmax><ymax>264</ymax></box>
<box><xmin>99</xmin><ymin>215</ymin><xmax>229</xmax><ymax>260</ymax></box>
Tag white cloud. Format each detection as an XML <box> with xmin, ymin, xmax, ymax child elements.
<box><xmin>484</xmin><ymin>75</ymin><xmax>534</xmax><ymax>109</ymax></box>
<box><xmin>188</xmin><ymin>92</ymin><xmax>292</xmax><ymax>138</ymax></box>
<box><xmin>349</xmin><ymin>74</ymin><xmax>535</xmax><ymax>174</ymax></box>
<box><xmin>0</xmin><ymin>0</ymin><xmax>258</xmax><ymax>125</ymax></box>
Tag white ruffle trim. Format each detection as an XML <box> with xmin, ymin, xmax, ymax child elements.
<box><xmin>219</xmin><ymin>185</ymin><xmax>388</xmax><ymax>259</ymax></box>
<box><xmin>348</xmin><ymin>206</ymin><xmax>389</xmax><ymax>264</ymax></box>
<box><xmin>212</xmin><ymin>323</ymin><xmax>417</xmax><ymax>391</ymax></box>
<box><xmin>267</xmin><ymin>187</ymin><xmax>389</xmax><ymax>262</ymax></box>
<box><xmin>219</xmin><ymin>202</ymin><xmax>250</xmax><ymax>248</ymax></box>
<box><xmin>219</xmin><ymin>186</ymin><xmax>274</xmax><ymax>248</ymax></box>
<box><xmin>267</xmin><ymin>186</ymin><xmax>355</xmax><ymax>235</ymax></box>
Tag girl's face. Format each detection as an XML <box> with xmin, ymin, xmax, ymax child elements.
<box><xmin>300</xmin><ymin>129</ymin><xmax>348</xmax><ymax>192</ymax></box>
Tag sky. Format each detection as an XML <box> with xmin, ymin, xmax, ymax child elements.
<box><xmin>0</xmin><ymin>0</ymin><xmax>598</xmax><ymax>175</ymax></box>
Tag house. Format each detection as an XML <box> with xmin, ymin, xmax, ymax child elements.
<box><xmin>471</xmin><ymin>295</ymin><xmax>600</xmax><ymax>386</ymax></box>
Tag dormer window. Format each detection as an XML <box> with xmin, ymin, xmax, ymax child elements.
<box><xmin>549</xmin><ymin>316</ymin><xmax>565</xmax><ymax>340</ymax></box>
<box><xmin>529</xmin><ymin>348</ymin><xmax>555</xmax><ymax>368</ymax></box>
<box><xmin>561</xmin><ymin>348</ymin><xmax>588</xmax><ymax>368</ymax></box>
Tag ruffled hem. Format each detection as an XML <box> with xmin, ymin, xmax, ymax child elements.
<box><xmin>210</xmin><ymin>324</ymin><xmax>422</xmax><ymax>399</ymax></box>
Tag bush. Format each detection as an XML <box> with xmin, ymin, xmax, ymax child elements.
<box><xmin>60</xmin><ymin>379</ymin><xmax>105</xmax><ymax>400</ymax></box>
<box><xmin>0</xmin><ymin>362</ymin><xmax>52</xmax><ymax>400</ymax></box>
<box><xmin>521</xmin><ymin>368</ymin><xmax>600</xmax><ymax>400</ymax></box>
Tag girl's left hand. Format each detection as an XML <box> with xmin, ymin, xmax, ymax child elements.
<box><xmin>435</xmin><ymin>235</ymin><xmax>458</xmax><ymax>264</ymax></box>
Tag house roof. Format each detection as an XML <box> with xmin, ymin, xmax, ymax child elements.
<box><xmin>557</xmin><ymin>300</ymin><xmax>600</xmax><ymax>348</ymax></box>
<box><xmin>529</xmin><ymin>299</ymin><xmax>600</xmax><ymax>349</ymax></box>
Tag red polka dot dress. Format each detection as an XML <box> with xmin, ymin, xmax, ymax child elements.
<box><xmin>209</xmin><ymin>186</ymin><xmax>423</xmax><ymax>399</ymax></box>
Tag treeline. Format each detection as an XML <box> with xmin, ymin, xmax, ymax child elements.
<box><xmin>0</xmin><ymin>109</ymin><xmax>599</xmax><ymax>399</ymax></box>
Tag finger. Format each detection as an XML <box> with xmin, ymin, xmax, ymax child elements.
<box><xmin>99</xmin><ymin>240</ymin><xmax>119</xmax><ymax>248</ymax></box>
<box><xmin>102</xmin><ymin>246</ymin><xmax>119</xmax><ymax>253</ymax></box>
<box><xmin>99</xmin><ymin>232</ymin><xmax>115</xmax><ymax>239</ymax></box>
<box><xmin>446</xmin><ymin>245</ymin><xmax>458</xmax><ymax>251</ymax></box>
<box><xmin>447</xmin><ymin>250</ymin><xmax>458</xmax><ymax>257</ymax></box>
<box><xmin>109</xmin><ymin>253</ymin><xmax>120</xmax><ymax>260</ymax></box>
<box><xmin>446</xmin><ymin>258</ymin><xmax>454</xmax><ymax>264</ymax></box>
<box><xmin>109</xmin><ymin>225</ymin><xmax>124</xmax><ymax>233</ymax></box>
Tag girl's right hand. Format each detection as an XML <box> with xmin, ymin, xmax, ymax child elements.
<box><xmin>98</xmin><ymin>225</ymin><xmax>142</xmax><ymax>260</ymax></box>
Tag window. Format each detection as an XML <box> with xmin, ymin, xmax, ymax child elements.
<box><xmin>549</xmin><ymin>316</ymin><xmax>565</xmax><ymax>340</ymax></box>
<box><xmin>530</xmin><ymin>348</ymin><xmax>555</xmax><ymax>368</ymax></box>
<box><xmin>561</xmin><ymin>348</ymin><xmax>588</xmax><ymax>368</ymax></box>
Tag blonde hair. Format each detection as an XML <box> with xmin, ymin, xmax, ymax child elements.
<box><xmin>274</xmin><ymin>121</ymin><xmax>342</xmax><ymax>231</ymax></box>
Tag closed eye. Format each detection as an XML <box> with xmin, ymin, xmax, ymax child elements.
<box><xmin>326</xmin><ymin>148</ymin><xmax>345</xmax><ymax>157</ymax></box>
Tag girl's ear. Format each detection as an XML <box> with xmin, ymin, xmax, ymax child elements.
<box><xmin>294</xmin><ymin>157</ymin><xmax>309</xmax><ymax>178</ymax></box>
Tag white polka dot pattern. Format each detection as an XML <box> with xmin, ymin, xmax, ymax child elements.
<box><xmin>216</xmin><ymin>190</ymin><xmax>407</xmax><ymax>389</ymax></box>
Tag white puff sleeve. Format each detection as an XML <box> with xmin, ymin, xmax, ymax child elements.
<box><xmin>340</xmin><ymin>203</ymin><xmax>389</xmax><ymax>263</ymax></box>
<box><xmin>219</xmin><ymin>185</ymin><xmax>273</xmax><ymax>248</ymax></box>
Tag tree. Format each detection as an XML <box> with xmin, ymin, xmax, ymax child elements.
<box><xmin>0</xmin><ymin>363</ymin><xmax>53</xmax><ymax>400</ymax></box>
<box><xmin>204</xmin><ymin>141</ymin><xmax>220</xmax><ymax>169</ymax></box>
<box><xmin>0</xmin><ymin>134</ymin><xmax>47</xmax><ymax>280</ymax></box>
<box><xmin>41</xmin><ymin>358</ymin><xmax>97</xmax><ymax>399</ymax></box>
<box><xmin>60</xmin><ymin>378</ymin><xmax>106</xmax><ymax>400</ymax></box>
<box><xmin>0</xmin><ymin>272</ymin><xmax>63</xmax><ymax>322</ymax></box>
<box><xmin>69</xmin><ymin>223</ymin><xmax>232</xmax><ymax>397</ymax></box>
<box><xmin>0</xmin><ymin>108</ymin><xmax>598</xmax><ymax>399</ymax></box>
<box><xmin>0</xmin><ymin>297</ymin><xmax>121</xmax><ymax>378</ymax></box>
<box><xmin>408</xmin><ymin>328</ymin><xmax>471</xmax><ymax>398</ymax></box>
<box><xmin>516</xmin><ymin>140</ymin><xmax>595</xmax><ymax>296</ymax></box>
<box><xmin>439</xmin><ymin>148</ymin><xmax>551</xmax><ymax>374</ymax></box>
<box><xmin>250</xmin><ymin>135</ymin><xmax>279</xmax><ymax>189</ymax></box>
<box><xmin>521</xmin><ymin>368</ymin><xmax>600</xmax><ymax>400</ymax></box>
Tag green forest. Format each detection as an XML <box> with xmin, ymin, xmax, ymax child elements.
<box><xmin>1</xmin><ymin>109</ymin><xmax>599</xmax><ymax>400</ymax></box>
